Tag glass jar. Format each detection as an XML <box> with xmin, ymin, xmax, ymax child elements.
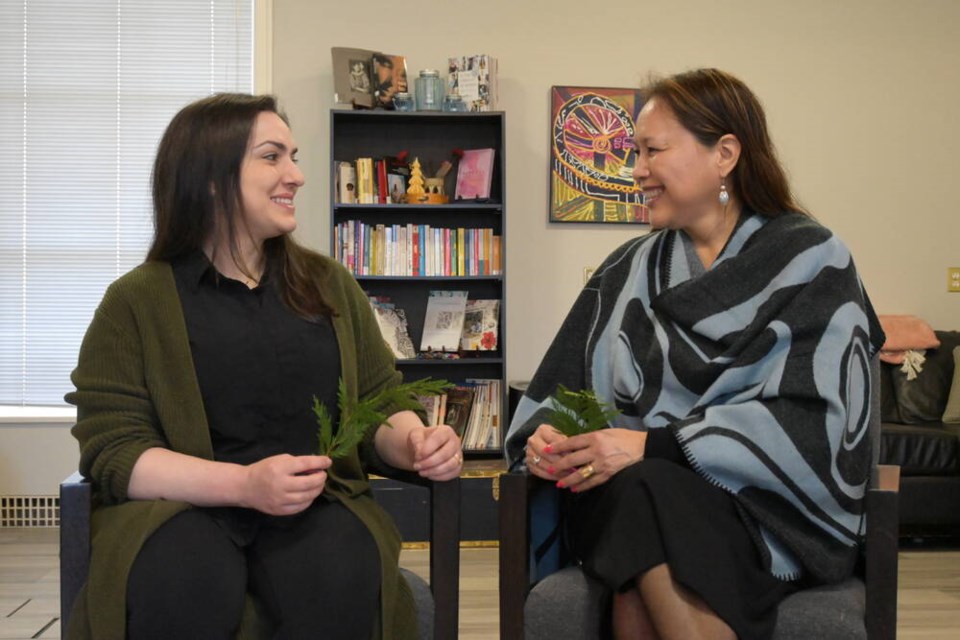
<box><xmin>442</xmin><ymin>92</ymin><xmax>467</xmax><ymax>112</ymax></box>
<box><xmin>415</xmin><ymin>69</ymin><xmax>442</xmax><ymax>111</ymax></box>
<box><xmin>392</xmin><ymin>92</ymin><xmax>414</xmax><ymax>112</ymax></box>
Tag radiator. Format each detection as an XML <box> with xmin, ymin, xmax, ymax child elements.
<box><xmin>0</xmin><ymin>495</ymin><xmax>59</xmax><ymax>527</ymax></box>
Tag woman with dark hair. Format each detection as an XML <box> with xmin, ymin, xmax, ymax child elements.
<box><xmin>66</xmin><ymin>93</ymin><xmax>462</xmax><ymax>640</ymax></box>
<box><xmin>505</xmin><ymin>69</ymin><xmax>883</xmax><ymax>639</ymax></box>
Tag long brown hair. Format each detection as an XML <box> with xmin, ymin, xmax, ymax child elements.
<box><xmin>147</xmin><ymin>93</ymin><xmax>334</xmax><ymax>318</ymax></box>
<box><xmin>640</xmin><ymin>69</ymin><xmax>806</xmax><ymax>217</ymax></box>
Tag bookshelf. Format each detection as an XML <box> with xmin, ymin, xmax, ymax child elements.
<box><xmin>329</xmin><ymin>110</ymin><xmax>506</xmax><ymax>458</ymax></box>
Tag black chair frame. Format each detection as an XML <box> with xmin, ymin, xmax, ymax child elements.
<box><xmin>499</xmin><ymin>465</ymin><xmax>900</xmax><ymax>640</ymax></box>
<box><xmin>60</xmin><ymin>472</ymin><xmax>461</xmax><ymax>640</ymax></box>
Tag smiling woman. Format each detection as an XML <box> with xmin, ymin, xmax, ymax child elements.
<box><xmin>63</xmin><ymin>93</ymin><xmax>462</xmax><ymax>640</ymax></box>
<box><xmin>506</xmin><ymin>68</ymin><xmax>884</xmax><ymax>640</ymax></box>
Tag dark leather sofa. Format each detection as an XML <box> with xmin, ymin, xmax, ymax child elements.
<box><xmin>878</xmin><ymin>330</ymin><xmax>960</xmax><ymax>536</ymax></box>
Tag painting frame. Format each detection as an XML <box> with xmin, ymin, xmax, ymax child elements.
<box><xmin>548</xmin><ymin>86</ymin><xmax>647</xmax><ymax>224</ymax></box>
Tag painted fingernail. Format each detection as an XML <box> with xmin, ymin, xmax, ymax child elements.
<box><xmin>544</xmin><ymin>445</ymin><xmax>553</xmax><ymax>453</ymax></box>
<box><xmin>556</xmin><ymin>481</ymin><xmax>565</xmax><ymax>489</ymax></box>
<box><xmin>547</xmin><ymin>466</ymin><xmax>555</xmax><ymax>474</ymax></box>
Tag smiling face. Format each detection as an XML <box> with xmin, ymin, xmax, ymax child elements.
<box><xmin>238</xmin><ymin>111</ymin><xmax>304</xmax><ymax>245</ymax></box>
<box><xmin>631</xmin><ymin>98</ymin><xmax>725</xmax><ymax>231</ymax></box>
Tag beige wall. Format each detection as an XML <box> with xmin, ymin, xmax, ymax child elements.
<box><xmin>5</xmin><ymin>0</ymin><xmax>958</xmax><ymax>495</ymax></box>
<box><xmin>273</xmin><ymin>0</ymin><xmax>960</xmax><ymax>383</ymax></box>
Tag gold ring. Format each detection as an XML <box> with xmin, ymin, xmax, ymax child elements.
<box><xmin>579</xmin><ymin>464</ymin><xmax>595</xmax><ymax>479</ymax></box>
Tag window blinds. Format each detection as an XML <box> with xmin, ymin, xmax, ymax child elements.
<box><xmin>0</xmin><ymin>0</ymin><xmax>253</xmax><ymax>407</ymax></box>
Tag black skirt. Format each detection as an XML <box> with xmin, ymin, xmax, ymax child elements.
<box><xmin>565</xmin><ymin>459</ymin><xmax>795</xmax><ymax>640</ymax></box>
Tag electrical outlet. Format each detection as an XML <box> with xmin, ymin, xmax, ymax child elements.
<box><xmin>583</xmin><ymin>266</ymin><xmax>596</xmax><ymax>284</ymax></box>
<box><xmin>949</xmin><ymin>267</ymin><xmax>960</xmax><ymax>293</ymax></box>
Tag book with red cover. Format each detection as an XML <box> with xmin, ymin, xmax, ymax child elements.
<box><xmin>375</xmin><ymin>158</ymin><xmax>388</xmax><ymax>204</ymax></box>
<box><xmin>455</xmin><ymin>148</ymin><xmax>495</xmax><ymax>201</ymax></box>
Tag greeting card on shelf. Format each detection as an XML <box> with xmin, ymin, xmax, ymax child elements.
<box><xmin>336</xmin><ymin>161</ymin><xmax>357</xmax><ymax>204</ymax></box>
<box><xmin>420</xmin><ymin>290</ymin><xmax>469</xmax><ymax>353</ymax></box>
<box><xmin>447</xmin><ymin>55</ymin><xmax>498</xmax><ymax>111</ymax></box>
<box><xmin>331</xmin><ymin>47</ymin><xmax>376</xmax><ymax>108</ymax></box>
<box><xmin>461</xmin><ymin>299</ymin><xmax>500</xmax><ymax>351</ymax></box>
<box><xmin>455</xmin><ymin>148</ymin><xmax>495</xmax><ymax>201</ymax></box>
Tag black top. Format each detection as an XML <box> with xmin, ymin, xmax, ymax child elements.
<box><xmin>172</xmin><ymin>251</ymin><xmax>341</xmax><ymax>466</ymax></box>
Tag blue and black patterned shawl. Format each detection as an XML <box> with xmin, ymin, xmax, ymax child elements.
<box><xmin>505</xmin><ymin>212</ymin><xmax>884</xmax><ymax>584</ymax></box>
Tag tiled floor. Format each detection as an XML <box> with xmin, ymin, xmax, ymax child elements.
<box><xmin>3</xmin><ymin>527</ymin><xmax>960</xmax><ymax>639</ymax></box>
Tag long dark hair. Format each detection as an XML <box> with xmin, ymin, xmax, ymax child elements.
<box><xmin>640</xmin><ymin>69</ymin><xmax>806</xmax><ymax>217</ymax></box>
<box><xmin>147</xmin><ymin>93</ymin><xmax>334</xmax><ymax>318</ymax></box>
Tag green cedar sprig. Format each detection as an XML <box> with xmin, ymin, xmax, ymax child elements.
<box><xmin>546</xmin><ymin>384</ymin><xmax>621</xmax><ymax>437</ymax></box>
<box><xmin>314</xmin><ymin>377</ymin><xmax>453</xmax><ymax>458</ymax></box>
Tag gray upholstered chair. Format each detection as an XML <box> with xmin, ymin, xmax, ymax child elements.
<box><xmin>60</xmin><ymin>473</ymin><xmax>460</xmax><ymax>640</ymax></box>
<box><xmin>499</xmin><ymin>359</ymin><xmax>900</xmax><ymax>640</ymax></box>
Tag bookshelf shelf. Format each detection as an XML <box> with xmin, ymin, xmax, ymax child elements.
<box><xmin>330</xmin><ymin>110</ymin><xmax>506</xmax><ymax>457</ymax></box>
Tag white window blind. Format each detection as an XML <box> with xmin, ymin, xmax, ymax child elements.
<box><xmin>0</xmin><ymin>0</ymin><xmax>253</xmax><ymax>407</ymax></box>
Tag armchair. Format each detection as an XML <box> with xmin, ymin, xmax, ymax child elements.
<box><xmin>60</xmin><ymin>473</ymin><xmax>460</xmax><ymax>640</ymax></box>
<box><xmin>499</xmin><ymin>360</ymin><xmax>900</xmax><ymax>640</ymax></box>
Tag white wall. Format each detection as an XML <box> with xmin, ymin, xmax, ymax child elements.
<box><xmin>5</xmin><ymin>0</ymin><xmax>959</xmax><ymax>495</ymax></box>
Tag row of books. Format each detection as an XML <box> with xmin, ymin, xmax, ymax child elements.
<box><xmin>419</xmin><ymin>379</ymin><xmax>502</xmax><ymax>451</ymax></box>
<box><xmin>335</xmin><ymin>221</ymin><xmax>502</xmax><ymax>277</ymax></box>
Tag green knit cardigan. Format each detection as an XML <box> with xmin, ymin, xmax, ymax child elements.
<box><xmin>65</xmin><ymin>255</ymin><xmax>417</xmax><ymax>640</ymax></box>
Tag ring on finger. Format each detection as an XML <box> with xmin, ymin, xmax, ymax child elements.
<box><xmin>454</xmin><ymin>453</ymin><xmax>462</xmax><ymax>464</ymax></box>
<box><xmin>532</xmin><ymin>454</ymin><xmax>542</xmax><ymax>465</ymax></box>
<box><xmin>579</xmin><ymin>464</ymin><xmax>596</xmax><ymax>479</ymax></box>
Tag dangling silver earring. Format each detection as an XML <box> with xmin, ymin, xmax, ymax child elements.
<box><xmin>718</xmin><ymin>181</ymin><xmax>730</xmax><ymax>206</ymax></box>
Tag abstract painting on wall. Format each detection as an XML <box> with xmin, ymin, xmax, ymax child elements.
<box><xmin>549</xmin><ymin>86</ymin><xmax>647</xmax><ymax>223</ymax></box>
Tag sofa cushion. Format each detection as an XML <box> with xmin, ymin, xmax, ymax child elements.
<box><xmin>880</xmin><ymin>422</ymin><xmax>960</xmax><ymax>475</ymax></box>
<box><xmin>942</xmin><ymin>347</ymin><xmax>960</xmax><ymax>423</ymax></box>
<box><xmin>890</xmin><ymin>331</ymin><xmax>960</xmax><ymax>423</ymax></box>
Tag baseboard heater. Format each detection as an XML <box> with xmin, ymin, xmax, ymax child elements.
<box><xmin>0</xmin><ymin>495</ymin><xmax>59</xmax><ymax>527</ymax></box>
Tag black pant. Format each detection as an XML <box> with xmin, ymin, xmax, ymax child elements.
<box><xmin>126</xmin><ymin>500</ymin><xmax>381</xmax><ymax>639</ymax></box>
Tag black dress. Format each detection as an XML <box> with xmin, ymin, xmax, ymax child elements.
<box><xmin>564</xmin><ymin>431</ymin><xmax>796</xmax><ymax>640</ymax></box>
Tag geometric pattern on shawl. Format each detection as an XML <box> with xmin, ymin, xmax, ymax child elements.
<box><xmin>505</xmin><ymin>213</ymin><xmax>885</xmax><ymax>585</ymax></box>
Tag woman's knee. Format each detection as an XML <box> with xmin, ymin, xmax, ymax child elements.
<box><xmin>127</xmin><ymin>509</ymin><xmax>246</xmax><ymax>637</ymax></box>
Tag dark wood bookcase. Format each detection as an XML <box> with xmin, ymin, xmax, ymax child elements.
<box><xmin>329</xmin><ymin>110</ymin><xmax>507</xmax><ymax>459</ymax></box>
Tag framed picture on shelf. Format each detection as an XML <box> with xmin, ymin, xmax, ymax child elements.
<box><xmin>549</xmin><ymin>86</ymin><xmax>648</xmax><ymax>224</ymax></box>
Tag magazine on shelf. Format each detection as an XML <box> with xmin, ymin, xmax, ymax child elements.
<box><xmin>460</xmin><ymin>299</ymin><xmax>500</xmax><ymax>351</ymax></box>
<box><xmin>455</xmin><ymin>148</ymin><xmax>495</xmax><ymax>200</ymax></box>
<box><xmin>371</xmin><ymin>52</ymin><xmax>408</xmax><ymax>109</ymax></box>
<box><xmin>444</xmin><ymin>385</ymin><xmax>476</xmax><ymax>439</ymax></box>
<box><xmin>368</xmin><ymin>296</ymin><xmax>416</xmax><ymax>359</ymax></box>
<box><xmin>420</xmin><ymin>290</ymin><xmax>469</xmax><ymax>353</ymax></box>
<box><xmin>417</xmin><ymin>394</ymin><xmax>442</xmax><ymax>426</ymax></box>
